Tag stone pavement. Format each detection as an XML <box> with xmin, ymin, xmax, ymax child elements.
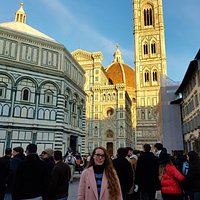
<box><xmin>68</xmin><ymin>172</ymin><xmax>81</xmax><ymax>200</ymax></box>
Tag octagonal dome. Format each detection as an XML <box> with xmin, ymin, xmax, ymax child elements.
<box><xmin>106</xmin><ymin>45</ymin><xmax>136</xmax><ymax>88</ymax></box>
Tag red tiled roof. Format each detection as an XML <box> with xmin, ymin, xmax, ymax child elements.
<box><xmin>106</xmin><ymin>62</ymin><xmax>136</xmax><ymax>88</ymax></box>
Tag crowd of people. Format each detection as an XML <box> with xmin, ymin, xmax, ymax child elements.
<box><xmin>78</xmin><ymin>143</ymin><xmax>200</xmax><ymax>200</ymax></box>
<box><xmin>0</xmin><ymin>143</ymin><xmax>200</xmax><ymax>200</ymax></box>
<box><xmin>0</xmin><ymin>144</ymin><xmax>71</xmax><ymax>200</ymax></box>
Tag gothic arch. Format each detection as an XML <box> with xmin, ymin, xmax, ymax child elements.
<box><xmin>143</xmin><ymin>69</ymin><xmax>150</xmax><ymax>82</ymax></box>
<box><xmin>152</xmin><ymin>68</ymin><xmax>158</xmax><ymax>82</ymax></box>
<box><xmin>142</xmin><ymin>3</ymin><xmax>154</xmax><ymax>27</ymax></box>
<box><xmin>142</xmin><ymin>39</ymin><xmax>149</xmax><ymax>55</ymax></box>
<box><xmin>150</xmin><ymin>39</ymin><xmax>157</xmax><ymax>54</ymax></box>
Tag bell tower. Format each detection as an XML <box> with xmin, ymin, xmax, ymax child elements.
<box><xmin>133</xmin><ymin>0</ymin><xmax>167</xmax><ymax>148</ymax></box>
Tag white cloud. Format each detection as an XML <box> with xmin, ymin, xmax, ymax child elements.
<box><xmin>40</xmin><ymin>0</ymin><xmax>133</xmax><ymax>65</ymax></box>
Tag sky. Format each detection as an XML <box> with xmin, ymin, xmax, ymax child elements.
<box><xmin>0</xmin><ymin>0</ymin><xmax>199</xmax><ymax>82</ymax></box>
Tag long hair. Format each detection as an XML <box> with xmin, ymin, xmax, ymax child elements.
<box><xmin>87</xmin><ymin>147</ymin><xmax>120</xmax><ymax>200</ymax></box>
<box><xmin>159</xmin><ymin>153</ymin><xmax>173</xmax><ymax>181</ymax></box>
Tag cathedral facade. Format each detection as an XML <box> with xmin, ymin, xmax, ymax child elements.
<box><xmin>0</xmin><ymin>4</ymin><xmax>86</xmax><ymax>155</ymax></box>
<box><xmin>72</xmin><ymin>47</ymin><xmax>136</xmax><ymax>156</ymax></box>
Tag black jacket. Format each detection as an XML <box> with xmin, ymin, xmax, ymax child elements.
<box><xmin>12</xmin><ymin>153</ymin><xmax>48</xmax><ymax>200</ymax></box>
<box><xmin>135</xmin><ymin>151</ymin><xmax>160</xmax><ymax>192</ymax></box>
<box><xmin>6</xmin><ymin>154</ymin><xmax>25</xmax><ymax>193</ymax></box>
<box><xmin>113</xmin><ymin>157</ymin><xmax>133</xmax><ymax>194</ymax></box>
<box><xmin>0</xmin><ymin>155</ymin><xmax>11</xmax><ymax>199</ymax></box>
<box><xmin>47</xmin><ymin>161</ymin><xmax>71</xmax><ymax>199</ymax></box>
<box><xmin>183</xmin><ymin>159</ymin><xmax>200</xmax><ymax>192</ymax></box>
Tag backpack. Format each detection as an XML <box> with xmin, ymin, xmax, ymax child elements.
<box><xmin>65</xmin><ymin>155</ymin><xmax>75</xmax><ymax>165</ymax></box>
<box><xmin>182</xmin><ymin>161</ymin><xmax>189</xmax><ymax>176</ymax></box>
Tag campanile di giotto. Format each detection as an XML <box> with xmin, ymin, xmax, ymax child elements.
<box><xmin>133</xmin><ymin>0</ymin><xmax>167</xmax><ymax>148</ymax></box>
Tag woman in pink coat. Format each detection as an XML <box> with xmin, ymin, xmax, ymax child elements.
<box><xmin>77</xmin><ymin>147</ymin><xmax>122</xmax><ymax>200</ymax></box>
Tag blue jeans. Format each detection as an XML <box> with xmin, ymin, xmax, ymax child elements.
<box><xmin>4</xmin><ymin>193</ymin><xmax>12</xmax><ymax>200</ymax></box>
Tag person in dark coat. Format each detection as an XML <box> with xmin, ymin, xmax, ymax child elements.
<box><xmin>40</xmin><ymin>148</ymin><xmax>55</xmax><ymax>175</ymax></box>
<box><xmin>0</xmin><ymin>148</ymin><xmax>12</xmax><ymax>199</ymax></box>
<box><xmin>113</xmin><ymin>147</ymin><xmax>133</xmax><ymax>200</ymax></box>
<box><xmin>5</xmin><ymin>146</ymin><xmax>25</xmax><ymax>199</ymax></box>
<box><xmin>135</xmin><ymin>144</ymin><xmax>160</xmax><ymax>200</ymax></box>
<box><xmin>183</xmin><ymin>151</ymin><xmax>200</xmax><ymax>200</ymax></box>
<box><xmin>12</xmin><ymin>143</ymin><xmax>48</xmax><ymax>200</ymax></box>
<box><xmin>47</xmin><ymin>150</ymin><xmax>71</xmax><ymax>200</ymax></box>
<box><xmin>154</xmin><ymin>143</ymin><xmax>166</xmax><ymax>162</ymax></box>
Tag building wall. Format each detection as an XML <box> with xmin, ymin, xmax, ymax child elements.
<box><xmin>159</xmin><ymin>77</ymin><xmax>183</xmax><ymax>153</ymax></box>
<box><xmin>180</xmin><ymin>60</ymin><xmax>200</xmax><ymax>153</ymax></box>
<box><xmin>0</xmin><ymin>27</ymin><xmax>86</xmax><ymax>156</ymax></box>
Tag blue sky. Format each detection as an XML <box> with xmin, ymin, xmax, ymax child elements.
<box><xmin>0</xmin><ymin>0</ymin><xmax>199</xmax><ymax>82</ymax></box>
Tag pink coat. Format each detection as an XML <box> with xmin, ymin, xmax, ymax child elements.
<box><xmin>77</xmin><ymin>166</ymin><xmax>122</xmax><ymax>200</ymax></box>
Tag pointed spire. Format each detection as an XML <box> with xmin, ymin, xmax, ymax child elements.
<box><xmin>15</xmin><ymin>2</ymin><xmax>26</xmax><ymax>23</ymax></box>
<box><xmin>113</xmin><ymin>44</ymin><xmax>124</xmax><ymax>63</ymax></box>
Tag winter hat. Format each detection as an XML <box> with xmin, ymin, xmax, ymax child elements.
<box><xmin>43</xmin><ymin>148</ymin><xmax>54</xmax><ymax>157</ymax></box>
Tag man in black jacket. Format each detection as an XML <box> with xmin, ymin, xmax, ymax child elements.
<box><xmin>135</xmin><ymin>144</ymin><xmax>159</xmax><ymax>200</ymax></box>
<box><xmin>0</xmin><ymin>148</ymin><xmax>12</xmax><ymax>199</ymax></box>
<box><xmin>48</xmin><ymin>150</ymin><xmax>71</xmax><ymax>200</ymax></box>
<box><xmin>5</xmin><ymin>146</ymin><xmax>25</xmax><ymax>199</ymax></box>
<box><xmin>113</xmin><ymin>147</ymin><xmax>133</xmax><ymax>200</ymax></box>
<box><xmin>13</xmin><ymin>144</ymin><xmax>48</xmax><ymax>200</ymax></box>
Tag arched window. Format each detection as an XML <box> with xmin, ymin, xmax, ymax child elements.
<box><xmin>22</xmin><ymin>88</ymin><xmax>30</xmax><ymax>101</ymax></box>
<box><xmin>153</xmin><ymin>71</ymin><xmax>158</xmax><ymax>82</ymax></box>
<box><xmin>72</xmin><ymin>102</ymin><xmax>76</xmax><ymax>113</ymax></box>
<box><xmin>151</xmin><ymin>43</ymin><xmax>156</xmax><ymax>54</ymax></box>
<box><xmin>141</xmin><ymin>110</ymin><xmax>145</xmax><ymax>119</ymax></box>
<box><xmin>94</xmin><ymin>126</ymin><xmax>98</xmax><ymax>135</ymax></box>
<box><xmin>144</xmin><ymin>8</ymin><xmax>153</xmax><ymax>26</ymax></box>
<box><xmin>144</xmin><ymin>71</ymin><xmax>150</xmax><ymax>82</ymax></box>
<box><xmin>65</xmin><ymin>89</ymin><xmax>70</xmax><ymax>109</ymax></box>
<box><xmin>44</xmin><ymin>90</ymin><xmax>53</xmax><ymax>104</ymax></box>
<box><xmin>120</xmin><ymin>126</ymin><xmax>123</xmax><ymax>135</ymax></box>
<box><xmin>0</xmin><ymin>83</ymin><xmax>6</xmax><ymax>99</ymax></box>
<box><xmin>143</xmin><ymin>44</ymin><xmax>148</xmax><ymax>55</ymax></box>
<box><xmin>65</xmin><ymin>96</ymin><xmax>69</xmax><ymax>109</ymax></box>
